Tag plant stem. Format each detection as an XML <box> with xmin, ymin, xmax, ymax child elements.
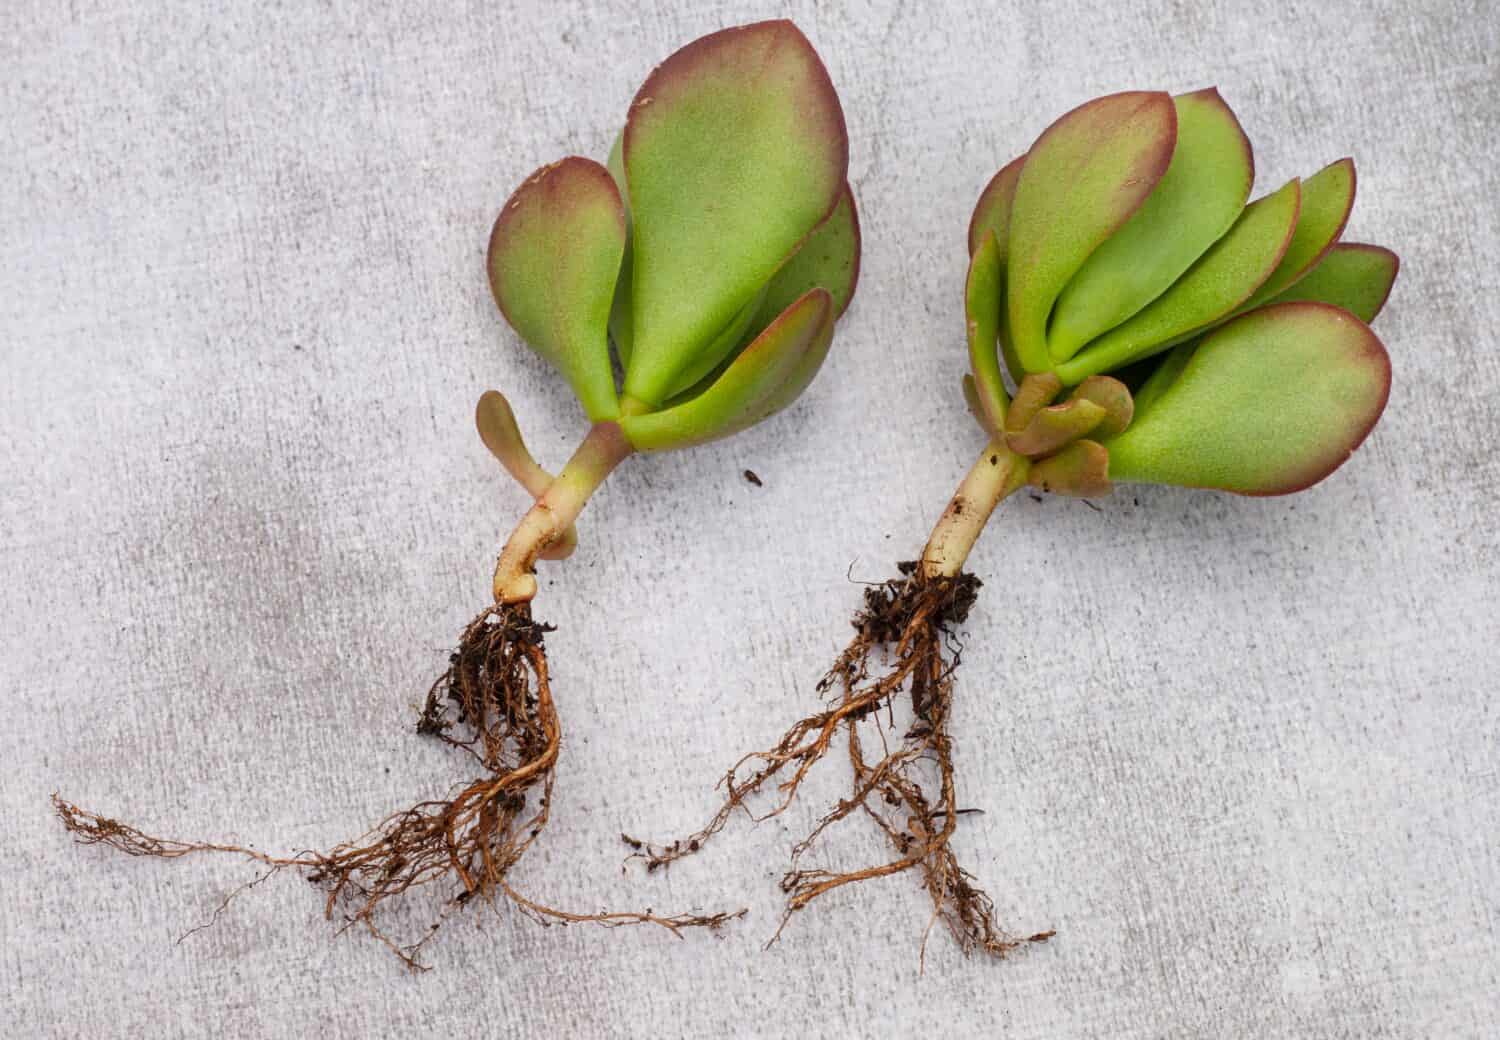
<box><xmin>920</xmin><ymin>439</ymin><xmax>1029</xmax><ymax>579</ymax></box>
<box><xmin>492</xmin><ymin>421</ymin><xmax>634</xmax><ymax>603</ymax></box>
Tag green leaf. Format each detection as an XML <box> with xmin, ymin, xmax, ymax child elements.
<box><xmin>1006</xmin><ymin>91</ymin><xmax>1177</xmax><ymax>375</ymax></box>
<box><xmin>1028</xmin><ymin>439</ymin><xmax>1111</xmax><ymax>498</ymax></box>
<box><xmin>1048</xmin><ymin>88</ymin><xmax>1254</xmax><ymax>361</ymax></box>
<box><xmin>742</xmin><ymin>298</ymin><xmax>839</xmax><ymax>424</ymax></box>
<box><xmin>620</xmin><ymin>288</ymin><xmax>834</xmax><ymax>452</ymax></box>
<box><xmin>965</xmin><ymin>230</ymin><xmax>1007</xmax><ymax>431</ymax></box>
<box><xmin>961</xmin><ymin>373</ymin><xmax>996</xmax><ymax>435</ymax></box>
<box><xmin>652</xmin><ymin>183</ymin><xmax>858</xmax><ymax>407</ymax></box>
<box><xmin>1264</xmin><ymin>242</ymin><xmax>1398</xmax><ymax>323</ymax></box>
<box><xmin>1057</xmin><ymin>178</ymin><xmax>1302</xmax><ymax>383</ymax></box>
<box><xmin>1127</xmin><ymin>340</ymin><xmax>1195</xmax><ymax>418</ymax></box>
<box><xmin>487</xmin><ymin>157</ymin><xmax>626</xmax><ymax>422</ymax></box>
<box><xmin>1103</xmin><ymin>302</ymin><xmax>1390</xmax><ymax>495</ymax></box>
<box><xmin>967</xmin><ymin>154</ymin><xmax>1024</xmax><ymax>258</ymax></box>
<box><xmin>1233</xmin><ymin>157</ymin><xmax>1356</xmax><ymax>314</ymax></box>
<box><xmin>620</xmin><ymin>20</ymin><xmax>847</xmax><ymax>407</ymax></box>
<box><xmin>659</xmin><ymin>287</ymin><xmax>769</xmax><ymax>400</ymax></box>
<box><xmin>746</xmin><ymin>183</ymin><xmax>861</xmax><ymax>335</ymax></box>
<box><xmin>605</xmin><ymin>131</ymin><xmax>635</xmax><ymax>371</ymax></box>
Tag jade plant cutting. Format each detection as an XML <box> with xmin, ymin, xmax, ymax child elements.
<box><xmin>55</xmin><ymin>20</ymin><xmax>859</xmax><ymax>968</ymax></box>
<box><xmin>637</xmin><ymin>89</ymin><xmax>1397</xmax><ymax>957</ymax></box>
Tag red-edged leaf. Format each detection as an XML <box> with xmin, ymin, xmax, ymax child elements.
<box><xmin>621</xmin><ymin>20</ymin><xmax>847</xmax><ymax>406</ymax></box>
<box><xmin>1006</xmin><ymin>91</ymin><xmax>1177</xmax><ymax>374</ymax></box>
<box><xmin>487</xmin><ymin>157</ymin><xmax>625</xmax><ymax>421</ymax></box>
<box><xmin>1104</xmin><ymin>302</ymin><xmax>1390</xmax><ymax>495</ymax></box>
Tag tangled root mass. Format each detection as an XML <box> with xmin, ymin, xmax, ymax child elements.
<box><xmin>56</xmin><ymin>604</ymin><xmax>740</xmax><ymax>970</ymax></box>
<box><xmin>628</xmin><ymin>563</ymin><xmax>1053</xmax><ymax>961</ymax></box>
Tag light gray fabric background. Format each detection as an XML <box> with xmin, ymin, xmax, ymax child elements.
<box><xmin>4</xmin><ymin>1</ymin><xmax>1496</xmax><ymax>1036</ymax></box>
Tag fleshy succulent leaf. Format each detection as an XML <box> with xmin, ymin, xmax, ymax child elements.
<box><xmin>657</xmin><ymin>183</ymin><xmax>859</xmax><ymax>407</ymax></box>
<box><xmin>741</xmin><ymin>297</ymin><xmax>839</xmax><ymax>424</ymax></box>
<box><xmin>608</xmin><ymin>247</ymin><xmax>637</xmax><ymax>371</ymax></box>
<box><xmin>1264</xmin><ymin>242</ymin><xmax>1398</xmax><ymax>323</ymax></box>
<box><xmin>966</xmin><ymin>157</ymin><xmax>1027</xmax><ymax>384</ymax></box>
<box><xmin>619</xmin><ymin>288</ymin><xmax>834</xmax><ymax>452</ymax></box>
<box><xmin>1004</xmin><ymin>371</ymin><xmax>1064</xmax><ymax>435</ymax></box>
<box><xmin>1103</xmin><ymin>302</ymin><xmax>1390</xmax><ymax>495</ymax></box>
<box><xmin>659</xmin><ymin>287</ymin><xmax>769</xmax><ymax>400</ymax></box>
<box><xmin>965</xmin><ymin>230</ymin><xmax>1007</xmax><ymax>431</ymax></box>
<box><xmin>1070</xmin><ymin>375</ymin><xmax>1134</xmax><ymax>437</ymax></box>
<box><xmin>967</xmin><ymin>155</ymin><xmax>1025</xmax><ymax>258</ymax></box>
<box><xmin>1005</xmin><ymin>397</ymin><xmax>1107</xmax><ymax>457</ymax></box>
<box><xmin>474</xmin><ymin>391</ymin><xmax>578</xmax><ymax>560</ymax></box>
<box><xmin>1006</xmin><ymin>91</ymin><xmax>1177</xmax><ymax>375</ymax></box>
<box><xmin>604</xmin><ymin>132</ymin><xmax>636</xmax><ymax>372</ymax></box>
<box><xmin>1232</xmin><ymin>157</ymin><xmax>1356</xmax><ymax>314</ymax></box>
<box><xmin>620</xmin><ymin>20</ymin><xmax>847</xmax><ymax>407</ymax></box>
<box><xmin>1057</xmin><ymin>178</ymin><xmax>1302</xmax><ymax>383</ymax></box>
<box><xmin>475</xmin><ymin>389</ymin><xmax>550</xmax><ymax>493</ymax></box>
<box><xmin>1028</xmin><ymin>440</ymin><xmax>1111</xmax><ymax>497</ymax></box>
<box><xmin>488</xmin><ymin>157</ymin><xmax>626</xmax><ymax>422</ymax></box>
<box><xmin>1048</xmin><ymin>88</ymin><xmax>1254</xmax><ymax>362</ymax></box>
<box><xmin>1127</xmin><ymin>339</ymin><xmax>1196</xmax><ymax>418</ymax></box>
<box><xmin>747</xmin><ymin>183</ymin><xmax>861</xmax><ymax>333</ymax></box>
<box><xmin>961</xmin><ymin>374</ymin><xmax>997</xmax><ymax>435</ymax></box>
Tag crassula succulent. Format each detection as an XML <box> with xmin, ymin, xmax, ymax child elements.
<box><xmin>484</xmin><ymin>19</ymin><xmax>858</xmax><ymax>603</ymax></box>
<box><xmin>57</xmin><ymin>20</ymin><xmax>858</xmax><ymax>968</ymax></box>
<box><xmin>960</xmin><ymin>89</ymin><xmax>1394</xmax><ymax>510</ymax></box>
<box><xmin>651</xmin><ymin>88</ymin><xmax>1398</xmax><ymax>960</ymax></box>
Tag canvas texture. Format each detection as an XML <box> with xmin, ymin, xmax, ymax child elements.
<box><xmin>3</xmin><ymin>1</ymin><xmax>1496</xmax><ymax>1036</ymax></box>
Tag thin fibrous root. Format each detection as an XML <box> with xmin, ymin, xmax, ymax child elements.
<box><xmin>626</xmin><ymin>563</ymin><xmax>1053</xmax><ymax>962</ymax></box>
<box><xmin>56</xmin><ymin>604</ymin><xmax>742</xmax><ymax>971</ymax></box>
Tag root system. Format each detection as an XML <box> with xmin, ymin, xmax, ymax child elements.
<box><xmin>56</xmin><ymin>604</ymin><xmax>741</xmax><ymax>970</ymax></box>
<box><xmin>628</xmin><ymin>563</ymin><xmax>1052</xmax><ymax>961</ymax></box>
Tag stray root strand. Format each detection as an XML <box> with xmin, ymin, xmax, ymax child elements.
<box><xmin>628</xmin><ymin>563</ymin><xmax>1052</xmax><ymax>961</ymax></box>
<box><xmin>56</xmin><ymin>603</ymin><xmax>742</xmax><ymax>971</ymax></box>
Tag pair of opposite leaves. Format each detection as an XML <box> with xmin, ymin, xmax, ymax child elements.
<box><xmin>488</xmin><ymin>21</ymin><xmax>1396</xmax><ymax>496</ymax></box>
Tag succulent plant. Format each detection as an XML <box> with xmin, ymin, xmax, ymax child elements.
<box><xmin>656</xmin><ymin>88</ymin><xmax>1400</xmax><ymax>961</ymax></box>
<box><xmin>56</xmin><ymin>20</ymin><xmax>857</xmax><ymax>969</ymax></box>
<box><xmin>961</xmin><ymin>89</ymin><xmax>1396</xmax><ymax>508</ymax></box>
<box><xmin>484</xmin><ymin>19</ymin><xmax>859</xmax><ymax>602</ymax></box>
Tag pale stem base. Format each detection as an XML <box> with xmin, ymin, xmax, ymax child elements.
<box><xmin>492</xmin><ymin>422</ymin><xmax>634</xmax><ymax>603</ymax></box>
<box><xmin>920</xmin><ymin>439</ymin><xmax>1029</xmax><ymax>579</ymax></box>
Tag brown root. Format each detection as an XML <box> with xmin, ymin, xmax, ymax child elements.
<box><xmin>56</xmin><ymin>604</ymin><xmax>742</xmax><ymax>970</ymax></box>
<box><xmin>627</xmin><ymin>563</ymin><xmax>1052</xmax><ymax>962</ymax></box>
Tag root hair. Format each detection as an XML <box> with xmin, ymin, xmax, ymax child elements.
<box><xmin>627</xmin><ymin>564</ymin><xmax>1052</xmax><ymax>962</ymax></box>
<box><xmin>57</xmin><ymin>604</ymin><xmax>741</xmax><ymax>970</ymax></box>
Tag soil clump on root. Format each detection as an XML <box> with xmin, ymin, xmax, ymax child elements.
<box><xmin>56</xmin><ymin>603</ymin><xmax>740</xmax><ymax>970</ymax></box>
<box><xmin>627</xmin><ymin>563</ymin><xmax>1052</xmax><ymax>960</ymax></box>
